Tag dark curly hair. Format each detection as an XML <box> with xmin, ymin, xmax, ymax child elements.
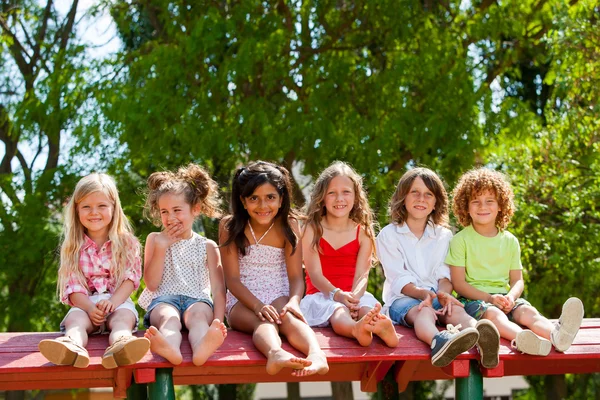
<box><xmin>451</xmin><ymin>168</ymin><xmax>515</xmax><ymax>230</ymax></box>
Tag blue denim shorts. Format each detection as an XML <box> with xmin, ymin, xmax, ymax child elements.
<box><xmin>143</xmin><ymin>294</ymin><xmax>214</xmax><ymax>328</ymax></box>
<box><xmin>389</xmin><ymin>294</ymin><xmax>443</xmax><ymax>328</ymax></box>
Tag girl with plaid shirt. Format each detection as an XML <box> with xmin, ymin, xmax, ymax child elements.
<box><xmin>39</xmin><ymin>173</ymin><xmax>149</xmax><ymax>369</ymax></box>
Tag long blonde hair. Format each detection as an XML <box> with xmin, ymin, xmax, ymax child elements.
<box><xmin>58</xmin><ymin>173</ymin><xmax>140</xmax><ymax>302</ymax></box>
<box><xmin>304</xmin><ymin>161</ymin><xmax>377</xmax><ymax>257</ymax></box>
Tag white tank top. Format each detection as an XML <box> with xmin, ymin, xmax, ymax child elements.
<box><xmin>138</xmin><ymin>232</ymin><xmax>211</xmax><ymax>310</ymax></box>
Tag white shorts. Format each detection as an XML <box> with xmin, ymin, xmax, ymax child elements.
<box><xmin>60</xmin><ymin>293</ymin><xmax>139</xmax><ymax>334</ymax></box>
<box><xmin>300</xmin><ymin>291</ymin><xmax>379</xmax><ymax>327</ymax></box>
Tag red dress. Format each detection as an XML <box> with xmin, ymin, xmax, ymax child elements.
<box><xmin>305</xmin><ymin>225</ymin><xmax>360</xmax><ymax>294</ymax></box>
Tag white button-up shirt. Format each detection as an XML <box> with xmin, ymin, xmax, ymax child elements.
<box><xmin>376</xmin><ymin>222</ymin><xmax>453</xmax><ymax>308</ymax></box>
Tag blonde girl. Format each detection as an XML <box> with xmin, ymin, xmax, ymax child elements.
<box><xmin>300</xmin><ymin>161</ymin><xmax>398</xmax><ymax>347</ymax></box>
<box><xmin>220</xmin><ymin>161</ymin><xmax>329</xmax><ymax>377</ymax></box>
<box><xmin>39</xmin><ymin>173</ymin><xmax>149</xmax><ymax>369</ymax></box>
<box><xmin>139</xmin><ymin>164</ymin><xmax>227</xmax><ymax>366</ymax></box>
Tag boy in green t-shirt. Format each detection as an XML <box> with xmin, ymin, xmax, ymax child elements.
<box><xmin>446</xmin><ymin>168</ymin><xmax>584</xmax><ymax>357</ymax></box>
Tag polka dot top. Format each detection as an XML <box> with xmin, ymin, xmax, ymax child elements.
<box><xmin>138</xmin><ymin>232</ymin><xmax>211</xmax><ymax>310</ymax></box>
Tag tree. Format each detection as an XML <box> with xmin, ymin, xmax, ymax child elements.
<box><xmin>0</xmin><ymin>0</ymin><xmax>90</xmax><ymax>333</ymax></box>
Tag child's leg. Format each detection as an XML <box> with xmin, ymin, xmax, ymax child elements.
<box><xmin>144</xmin><ymin>304</ymin><xmax>184</xmax><ymax>365</ymax></box>
<box><xmin>405</xmin><ymin>306</ymin><xmax>440</xmax><ymax>345</ymax></box>
<box><xmin>183</xmin><ymin>302</ymin><xmax>227</xmax><ymax>366</ymax></box>
<box><xmin>440</xmin><ymin>307</ymin><xmax>477</xmax><ymax>330</ymax></box>
<box><xmin>329</xmin><ymin>305</ymin><xmax>378</xmax><ymax>346</ymax></box>
<box><xmin>511</xmin><ymin>305</ymin><xmax>553</xmax><ymax>340</ymax></box>
<box><xmin>64</xmin><ymin>310</ymin><xmax>94</xmax><ymax>347</ymax></box>
<box><xmin>271</xmin><ymin>297</ymin><xmax>329</xmax><ymax>377</ymax></box>
<box><xmin>102</xmin><ymin>309</ymin><xmax>150</xmax><ymax>369</ymax></box>
<box><xmin>484</xmin><ymin>306</ymin><xmax>550</xmax><ymax>356</ymax></box>
<box><xmin>38</xmin><ymin>310</ymin><xmax>93</xmax><ymax>368</ymax></box>
<box><xmin>228</xmin><ymin>302</ymin><xmax>312</xmax><ymax>375</ymax></box>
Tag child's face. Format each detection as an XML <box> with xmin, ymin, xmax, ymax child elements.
<box><xmin>158</xmin><ymin>193</ymin><xmax>199</xmax><ymax>234</ymax></box>
<box><xmin>77</xmin><ymin>191</ymin><xmax>114</xmax><ymax>238</ymax></box>
<box><xmin>468</xmin><ymin>190</ymin><xmax>500</xmax><ymax>229</ymax></box>
<box><xmin>241</xmin><ymin>183</ymin><xmax>282</xmax><ymax>226</ymax></box>
<box><xmin>323</xmin><ymin>175</ymin><xmax>355</xmax><ymax>219</ymax></box>
<box><xmin>404</xmin><ymin>177</ymin><xmax>436</xmax><ymax>224</ymax></box>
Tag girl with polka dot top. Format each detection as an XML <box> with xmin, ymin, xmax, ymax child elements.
<box><xmin>138</xmin><ymin>164</ymin><xmax>227</xmax><ymax>366</ymax></box>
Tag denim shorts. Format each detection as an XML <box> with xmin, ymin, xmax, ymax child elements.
<box><xmin>389</xmin><ymin>294</ymin><xmax>443</xmax><ymax>328</ymax></box>
<box><xmin>458</xmin><ymin>295</ymin><xmax>531</xmax><ymax>322</ymax></box>
<box><xmin>143</xmin><ymin>294</ymin><xmax>214</xmax><ymax>328</ymax></box>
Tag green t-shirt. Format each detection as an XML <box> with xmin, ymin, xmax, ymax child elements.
<box><xmin>445</xmin><ymin>225</ymin><xmax>522</xmax><ymax>294</ymax></box>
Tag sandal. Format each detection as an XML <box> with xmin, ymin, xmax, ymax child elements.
<box><xmin>102</xmin><ymin>335</ymin><xmax>150</xmax><ymax>369</ymax></box>
<box><xmin>38</xmin><ymin>336</ymin><xmax>90</xmax><ymax>368</ymax></box>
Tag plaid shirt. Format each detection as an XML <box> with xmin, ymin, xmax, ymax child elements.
<box><xmin>62</xmin><ymin>235</ymin><xmax>142</xmax><ymax>306</ymax></box>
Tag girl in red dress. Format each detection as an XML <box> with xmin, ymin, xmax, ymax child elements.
<box><xmin>300</xmin><ymin>161</ymin><xmax>398</xmax><ymax>347</ymax></box>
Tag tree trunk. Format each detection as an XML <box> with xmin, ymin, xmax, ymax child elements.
<box><xmin>544</xmin><ymin>374</ymin><xmax>567</xmax><ymax>400</ymax></box>
<box><xmin>331</xmin><ymin>381</ymin><xmax>354</xmax><ymax>400</ymax></box>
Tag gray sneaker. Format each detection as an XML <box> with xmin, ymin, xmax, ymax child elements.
<box><xmin>475</xmin><ymin>319</ymin><xmax>500</xmax><ymax>368</ymax></box>
<box><xmin>431</xmin><ymin>324</ymin><xmax>479</xmax><ymax>368</ymax></box>
<box><xmin>511</xmin><ymin>330</ymin><xmax>551</xmax><ymax>356</ymax></box>
<box><xmin>550</xmin><ymin>297</ymin><xmax>584</xmax><ymax>352</ymax></box>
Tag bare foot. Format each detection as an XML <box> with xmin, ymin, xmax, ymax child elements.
<box><xmin>352</xmin><ymin>305</ymin><xmax>379</xmax><ymax>346</ymax></box>
<box><xmin>369</xmin><ymin>313</ymin><xmax>399</xmax><ymax>347</ymax></box>
<box><xmin>266</xmin><ymin>348</ymin><xmax>312</xmax><ymax>375</ymax></box>
<box><xmin>144</xmin><ymin>326</ymin><xmax>183</xmax><ymax>365</ymax></box>
<box><xmin>294</xmin><ymin>351</ymin><xmax>329</xmax><ymax>376</ymax></box>
<box><xmin>192</xmin><ymin>319</ymin><xmax>227</xmax><ymax>366</ymax></box>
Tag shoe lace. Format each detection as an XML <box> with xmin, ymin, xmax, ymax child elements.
<box><xmin>446</xmin><ymin>324</ymin><xmax>462</xmax><ymax>335</ymax></box>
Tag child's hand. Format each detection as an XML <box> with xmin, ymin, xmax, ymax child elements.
<box><xmin>502</xmin><ymin>294</ymin><xmax>515</xmax><ymax>312</ymax></box>
<box><xmin>418</xmin><ymin>291</ymin><xmax>442</xmax><ymax>317</ymax></box>
<box><xmin>155</xmin><ymin>222</ymin><xmax>185</xmax><ymax>248</ymax></box>
<box><xmin>489</xmin><ymin>294</ymin><xmax>509</xmax><ymax>311</ymax></box>
<box><xmin>254</xmin><ymin>303</ymin><xmax>281</xmax><ymax>324</ymax></box>
<box><xmin>335</xmin><ymin>291</ymin><xmax>360</xmax><ymax>311</ymax></box>
<box><xmin>280</xmin><ymin>300</ymin><xmax>307</xmax><ymax>324</ymax></box>
<box><xmin>96</xmin><ymin>299</ymin><xmax>115</xmax><ymax>315</ymax></box>
<box><xmin>87</xmin><ymin>305</ymin><xmax>106</xmax><ymax>326</ymax></box>
<box><xmin>437</xmin><ymin>291</ymin><xmax>464</xmax><ymax>317</ymax></box>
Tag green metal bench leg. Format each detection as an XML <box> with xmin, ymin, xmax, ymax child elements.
<box><xmin>126</xmin><ymin>379</ymin><xmax>147</xmax><ymax>400</ymax></box>
<box><xmin>455</xmin><ymin>360</ymin><xmax>483</xmax><ymax>400</ymax></box>
<box><xmin>376</xmin><ymin>368</ymin><xmax>400</xmax><ymax>400</ymax></box>
<box><xmin>148</xmin><ymin>368</ymin><xmax>175</xmax><ymax>400</ymax></box>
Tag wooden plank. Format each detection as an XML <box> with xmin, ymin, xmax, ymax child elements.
<box><xmin>395</xmin><ymin>360</ymin><xmax>420</xmax><ymax>391</ymax></box>
<box><xmin>441</xmin><ymin>360</ymin><xmax>470</xmax><ymax>378</ymax></box>
<box><xmin>360</xmin><ymin>360</ymin><xmax>394</xmax><ymax>392</ymax></box>
<box><xmin>113</xmin><ymin>368</ymin><xmax>132</xmax><ymax>399</ymax></box>
<box><xmin>134</xmin><ymin>368</ymin><xmax>156</xmax><ymax>384</ymax></box>
<box><xmin>480</xmin><ymin>360</ymin><xmax>504</xmax><ymax>378</ymax></box>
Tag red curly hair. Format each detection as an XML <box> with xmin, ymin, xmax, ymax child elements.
<box><xmin>451</xmin><ymin>168</ymin><xmax>515</xmax><ymax>230</ymax></box>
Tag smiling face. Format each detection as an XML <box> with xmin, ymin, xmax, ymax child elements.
<box><xmin>158</xmin><ymin>192</ymin><xmax>200</xmax><ymax>236</ymax></box>
<box><xmin>468</xmin><ymin>189</ymin><xmax>500</xmax><ymax>230</ymax></box>
<box><xmin>404</xmin><ymin>177</ymin><xmax>436</xmax><ymax>225</ymax></box>
<box><xmin>77</xmin><ymin>191</ymin><xmax>114</xmax><ymax>238</ymax></box>
<box><xmin>241</xmin><ymin>183</ymin><xmax>282</xmax><ymax>226</ymax></box>
<box><xmin>323</xmin><ymin>175</ymin><xmax>355</xmax><ymax>220</ymax></box>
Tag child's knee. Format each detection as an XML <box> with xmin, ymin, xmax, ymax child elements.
<box><xmin>414</xmin><ymin>307</ymin><xmax>437</xmax><ymax>323</ymax></box>
<box><xmin>108</xmin><ymin>309</ymin><xmax>136</xmax><ymax>327</ymax></box>
<box><xmin>483</xmin><ymin>307</ymin><xmax>506</xmax><ymax>324</ymax></box>
<box><xmin>64</xmin><ymin>311</ymin><xmax>92</xmax><ymax>329</ymax></box>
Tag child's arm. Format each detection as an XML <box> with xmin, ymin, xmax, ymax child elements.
<box><xmin>206</xmin><ymin>239</ymin><xmax>226</xmax><ymax>322</ymax></box>
<box><xmin>450</xmin><ymin>266</ymin><xmax>506</xmax><ymax>308</ymax></box>
<box><xmin>99</xmin><ymin>238</ymin><xmax>142</xmax><ymax>314</ymax></box>
<box><xmin>502</xmin><ymin>269</ymin><xmax>524</xmax><ymax>312</ymax></box>
<box><xmin>143</xmin><ymin>232</ymin><xmax>170</xmax><ymax>291</ymax></box>
<box><xmin>281</xmin><ymin>219</ymin><xmax>308</xmax><ymax>323</ymax></box>
<box><xmin>302</xmin><ymin>225</ymin><xmax>358</xmax><ymax>312</ymax></box>
<box><xmin>350</xmin><ymin>227</ymin><xmax>371</xmax><ymax>300</ymax></box>
<box><xmin>218</xmin><ymin>219</ymin><xmax>281</xmax><ymax>324</ymax></box>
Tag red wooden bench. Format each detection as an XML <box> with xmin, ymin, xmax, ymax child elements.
<box><xmin>1</xmin><ymin>319</ymin><xmax>599</xmax><ymax>399</ymax></box>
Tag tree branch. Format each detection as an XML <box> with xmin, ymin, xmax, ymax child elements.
<box><xmin>0</xmin><ymin>15</ymin><xmax>33</xmax><ymax>79</ymax></box>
